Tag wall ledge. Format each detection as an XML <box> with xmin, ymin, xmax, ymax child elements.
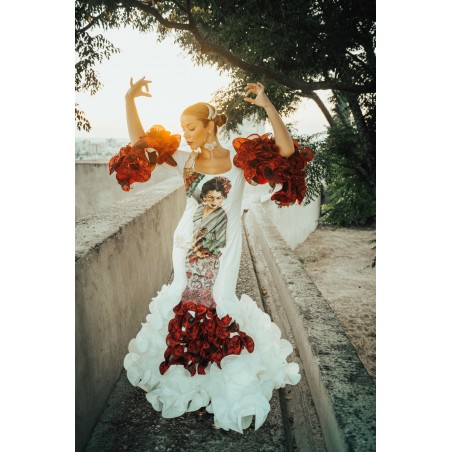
<box><xmin>75</xmin><ymin>176</ymin><xmax>185</xmax><ymax>452</ymax></box>
<box><xmin>247</xmin><ymin>201</ymin><xmax>376</xmax><ymax>451</ymax></box>
<box><xmin>76</xmin><ymin>177</ymin><xmax>183</xmax><ymax>261</ymax></box>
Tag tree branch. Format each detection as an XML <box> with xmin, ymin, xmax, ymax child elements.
<box><xmin>302</xmin><ymin>91</ymin><xmax>336</xmax><ymax>127</ymax></box>
<box><xmin>171</xmin><ymin>0</ymin><xmax>186</xmax><ymax>12</ymax></box>
<box><xmin>121</xmin><ymin>0</ymin><xmax>375</xmax><ymax>93</ymax></box>
<box><xmin>124</xmin><ymin>0</ymin><xmax>193</xmax><ymax>31</ymax></box>
<box><xmin>345</xmin><ymin>48</ymin><xmax>375</xmax><ymax>78</ymax></box>
<box><xmin>76</xmin><ymin>10</ymin><xmax>106</xmax><ymax>35</ymax></box>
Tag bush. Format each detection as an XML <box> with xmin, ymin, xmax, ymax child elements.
<box><xmin>295</xmin><ymin>124</ymin><xmax>375</xmax><ymax>227</ymax></box>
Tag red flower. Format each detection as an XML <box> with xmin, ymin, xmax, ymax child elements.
<box><xmin>225</xmin><ymin>336</ymin><xmax>242</xmax><ymax>355</ymax></box>
<box><xmin>205</xmin><ymin>320</ymin><xmax>216</xmax><ymax>333</ymax></box>
<box><xmin>108</xmin><ymin>144</ymin><xmax>154</xmax><ymax>192</ymax></box>
<box><xmin>196</xmin><ymin>305</ymin><xmax>208</xmax><ymax>317</ymax></box>
<box><xmin>215</xmin><ymin>324</ymin><xmax>230</xmax><ymax>340</ymax></box>
<box><xmin>186</xmin><ymin>323</ymin><xmax>200</xmax><ymax>340</ymax></box>
<box><xmin>199</xmin><ymin>342</ymin><xmax>211</xmax><ymax>359</ymax></box>
<box><xmin>211</xmin><ymin>350</ymin><xmax>223</xmax><ymax>364</ymax></box>
<box><xmin>159</xmin><ymin>301</ymin><xmax>255</xmax><ymax>376</ymax></box>
<box><xmin>109</xmin><ymin>125</ymin><xmax>181</xmax><ymax>191</ymax></box>
<box><xmin>232</xmin><ymin>134</ymin><xmax>314</xmax><ymax>206</ymax></box>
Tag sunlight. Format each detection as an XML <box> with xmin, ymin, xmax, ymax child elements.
<box><xmin>75</xmin><ymin>27</ymin><xmax>329</xmax><ymax>140</ymax></box>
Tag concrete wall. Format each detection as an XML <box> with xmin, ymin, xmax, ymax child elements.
<box><xmin>262</xmin><ymin>194</ymin><xmax>321</xmax><ymax>250</ymax></box>
<box><xmin>246</xmin><ymin>201</ymin><xmax>376</xmax><ymax>451</ymax></box>
<box><xmin>75</xmin><ymin>177</ymin><xmax>186</xmax><ymax>452</ymax></box>
<box><xmin>242</xmin><ymin>183</ymin><xmax>321</xmax><ymax>249</ymax></box>
<box><xmin>75</xmin><ymin>159</ymin><xmax>180</xmax><ymax>220</ymax></box>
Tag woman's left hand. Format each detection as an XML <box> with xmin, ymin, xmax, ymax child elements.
<box><xmin>244</xmin><ymin>82</ymin><xmax>272</xmax><ymax>109</ymax></box>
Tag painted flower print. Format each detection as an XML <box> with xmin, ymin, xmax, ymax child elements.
<box><xmin>160</xmin><ymin>175</ymin><xmax>255</xmax><ymax>376</ymax></box>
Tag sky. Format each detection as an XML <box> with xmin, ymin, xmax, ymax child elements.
<box><xmin>75</xmin><ymin>27</ymin><xmax>331</xmax><ymax>139</ymax></box>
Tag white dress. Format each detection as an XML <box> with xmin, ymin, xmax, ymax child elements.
<box><xmin>123</xmin><ymin>147</ymin><xmax>301</xmax><ymax>433</ymax></box>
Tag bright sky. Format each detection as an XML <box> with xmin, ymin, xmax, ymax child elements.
<box><xmin>75</xmin><ymin>27</ymin><xmax>331</xmax><ymax>139</ymax></box>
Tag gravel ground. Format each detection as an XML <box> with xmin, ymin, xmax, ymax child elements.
<box><xmin>294</xmin><ymin>226</ymin><xmax>376</xmax><ymax>382</ymax></box>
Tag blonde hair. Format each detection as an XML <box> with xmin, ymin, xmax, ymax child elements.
<box><xmin>181</xmin><ymin>102</ymin><xmax>227</xmax><ymax>133</ymax></box>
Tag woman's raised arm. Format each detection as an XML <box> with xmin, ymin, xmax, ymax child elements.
<box><xmin>244</xmin><ymin>82</ymin><xmax>295</xmax><ymax>158</ymax></box>
<box><xmin>125</xmin><ymin>76</ymin><xmax>152</xmax><ymax>145</ymax></box>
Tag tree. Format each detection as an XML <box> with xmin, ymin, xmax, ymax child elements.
<box><xmin>76</xmin><ymin>0</ymin><xmax>376</xmax><ymax>224</ymax></box>
<box><xmin>76</xmin><ymin>0</ymin><xmax>375</xmax><ymax>127</ymax></box>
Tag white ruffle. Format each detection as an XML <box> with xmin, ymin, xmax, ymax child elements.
<box><xmin>124</xmin><ymin>284</ymin><xmax>301</xmax><ymax>434</ymax></box>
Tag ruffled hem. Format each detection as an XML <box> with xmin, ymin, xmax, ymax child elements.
<box><xmin>124</xmin><ymin>284</ymin><xmax>301</xmax><ymax>433</ymax></box>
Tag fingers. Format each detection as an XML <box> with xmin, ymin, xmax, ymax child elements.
<box><xmin>130</xmin><ymin>77</ymin><xmax>152</xmax><ymax>88</ymax></box>
<box><xmin>245</xmin><ymin>82</ymin><xmax>264</xmax><ymax>89</ymax></box>
<box><xmin>243</xmin><ymin>97</ymin><xmax>256</xmax><ymax>104</ymax></box>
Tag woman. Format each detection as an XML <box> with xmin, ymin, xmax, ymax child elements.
<box><xmin>122</xmin><ymin>76</ymin><xmax>303</xmax><ymax>433</ymax></box>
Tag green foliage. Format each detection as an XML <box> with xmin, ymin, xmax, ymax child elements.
<box><xmin>75</xmin><ymin>103</ymin><xmax>91</xmax><ymax>132</ymax></box>
<box><xmin>310</xmin><ymin>125</ymin><xmax>375</xmax><ymax>226</ymax></box>
<box><xmin>74</xmin><ymin>0</ymin><xmax>376</xmax><ymax>227</ymax></box>
<box><xmin>292</xmin><ymin>132</ymin><xmax>326</xmax><ymax>207</ymax></box>
<box><xmin>75</xmin><ymin>0</ymin><xmax>155</xmax><ymax>130</ymax></box>
<box><xmin>75</xmin><ymin>0</ymin><xmax>375</xmax><ymax>132</ymax></box>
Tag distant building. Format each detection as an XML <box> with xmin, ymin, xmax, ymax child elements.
<box><xmin>75</xmin><ymin>119</ymin><xmax>265</xmax><ymax>161</ymax></box>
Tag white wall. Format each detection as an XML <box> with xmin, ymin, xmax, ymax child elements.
<box><xmin>263</xmin><ymin>194</ymin><xmax>321</xmax><ymax>249</ymax></box>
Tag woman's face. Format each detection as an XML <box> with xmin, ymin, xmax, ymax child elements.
<box><xmin>180</xmin><ymin>115</ymin><xmax>212</xmax><ymax>150</ymax></box>
<box><xmin>203</xmin><ymin>190</ymin><xmax>223</xmax><ymax>210</ymax></box>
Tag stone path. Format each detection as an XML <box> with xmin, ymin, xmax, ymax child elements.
<box><xmin>85</xmin><ymin>223</ymin><xmax>325</xmax><ymax>451</ymax></box>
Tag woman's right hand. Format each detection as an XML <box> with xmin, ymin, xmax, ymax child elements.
<box><xmin>125</xmin><ymin>76</ymin><xmax>152</xmax><ymax>100</ymax></box>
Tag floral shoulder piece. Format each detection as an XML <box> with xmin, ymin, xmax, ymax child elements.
<box><xmin>109</xmin><ymin>125</ymin><xmax>181</xmax><ymax>191</ymax></box>
<box><xmin>232</xmin><ymin>133</ymin><xmax>314</xmax><ymax>206</ymax></box>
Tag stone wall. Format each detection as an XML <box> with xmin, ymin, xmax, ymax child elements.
<box><xmin>75</xmin><ymin>159</ymin><xmax>181</xmax><ymax>220</ymax></box>
<box><xmin>246</xmin><ymin>201</ymin><xmax>376</xmax><ymax>451</ymax></box>
<box><xmin>75</xmin><ymin>177</ymin><xmax>185</xmax><ymax>452</ymax></box>
<box><xmin>264</xmin><ymin>196</ymin><xmax>321</xmax><ymax>250</ymax></box>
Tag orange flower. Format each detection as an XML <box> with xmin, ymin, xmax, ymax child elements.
<box><xmin>109</xmin><ymin>125</ymin><xmax>181</xmax><ymax>191</ymax></box>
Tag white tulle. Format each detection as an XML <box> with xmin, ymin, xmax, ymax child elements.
<box><xmin>124</xmin><ymin>283</ymin><xmax>301</xmax><ymax>434</ymax></box>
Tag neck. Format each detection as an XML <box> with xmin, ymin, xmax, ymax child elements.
<box><xmin>199</xmin><ymin>139</ymin><xmax>221</xmax><ymax>159</ymax></box>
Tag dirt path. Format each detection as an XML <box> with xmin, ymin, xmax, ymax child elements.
<box><xmin>294</xmin><ymin>226</ymin><xmax>376</xmax><ymax>382</ymax></box>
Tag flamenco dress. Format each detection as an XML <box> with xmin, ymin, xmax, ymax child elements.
<box><xmin>110</xmin><ymin>126</ymin><xmax>313</xmax><ymax>433</ymax></box>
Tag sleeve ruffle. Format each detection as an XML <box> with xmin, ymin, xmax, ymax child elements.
<box><xmin>232</xmin><ymin>133</ymin><xmax>314</xmax><ymax>206</ymax></box>
<box><xmin>109</xmin><ymin>125</ymin><xmax>181</xmax><ymax>191</ymax></box>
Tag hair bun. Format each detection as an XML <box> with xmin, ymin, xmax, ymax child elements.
<box><xmin>214</xmin><ymin>113</ymin><xmax>227</xmax><ymax>128</ymax></box>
